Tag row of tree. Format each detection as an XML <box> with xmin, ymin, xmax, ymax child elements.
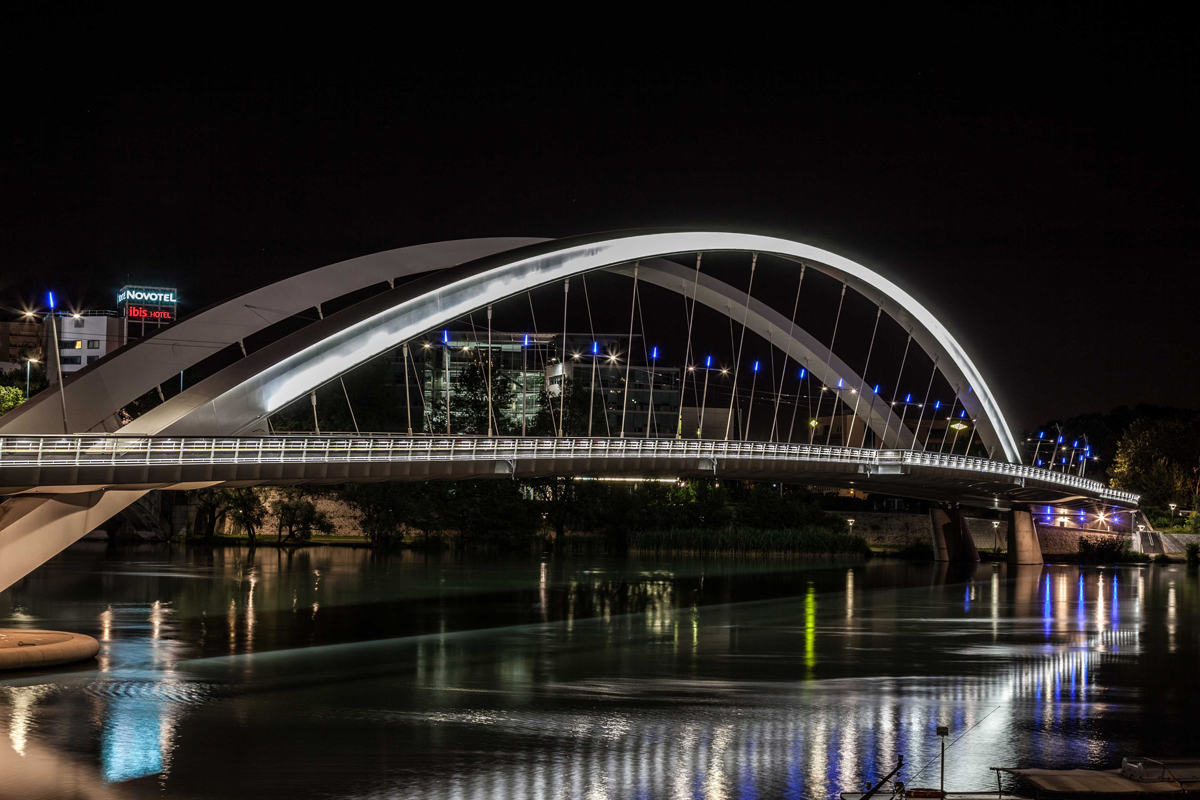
<box><xmin>186</xmin><ymin>478</ymin><xmax>851</xmax><ymax>551</ymax></box>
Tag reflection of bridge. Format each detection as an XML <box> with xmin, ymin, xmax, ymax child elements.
<box><xmin>0</xmin><ymin>230</ymin><xmax>1139</xmax><ymax>590</ymax></box>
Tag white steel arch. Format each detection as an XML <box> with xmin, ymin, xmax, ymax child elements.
<box><xmin>125</xmin><ymin>232</ymin><xmax>1021</xmax><ymax>462</ymax></box>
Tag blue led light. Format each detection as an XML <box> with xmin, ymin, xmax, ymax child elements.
<box><xmin>873</xmin><ymin>384</ymin><xmax>880</xmax><ymax>394</ymax></box>
<box><xmin>592</xmin><ymin>341</ymin><xmax>598</xmax><ymax>354</ymax></box>
<box><xmin>523</xmin><ymin>333</ymin><xmax>529</xmax><ymax>347</ymax></box>
<box><xmin>706</xmin><ymin>355</ymin><xmax>713</xmax><ymax>368</ymax></box>
<box><xmin>837</xmin><ymin>378</ymin><xmax>844</xmax><ymax>389</ymax></box>
<box><xmin>48</xmin><ymin>291</ymin><xmax>55</xmax><ymax>310</ymax></box>
<box><xmin>935</xmin><ymin>400</ymin><xmax>941</xmax><ymax>410</ymax></box>
<box><xmin>1038</xmin><ymin>431</ymin><xmax>1044</xmax><ymax>438</ymax></box>
<box><xmin>905</xmin><ymin>393</ymin><xmax>912</xmax><ymax>403</ymax></box>
<box><xmin>651</xmin><ymin>346</ymin><xmax>658</xmax><ymax>359</ymax></box>
<box><xmin>1072</xmin><ymin>440</ymin><xmax>1078</xmax><ymax>448</ymax></box>
<box><xmin>442</xmin><ymin>330</ymin><xmax>449</xmax><ymax>344</ymax></box>
<box><xmin>799</xmin><ymin>367</ymin><xmax>806</xmax><ymax>379</ymax></box>
<box><xmin>959</xmin><ymin>409</ymin><xmax>966</xmax><ymax>418</ymax></box>
<box><xmin>1057</xmin><ymin>435</ymin><xmax>1063</xmax><ymax>443</ymax></box>
<box><xmin>753</xmin><ymin>360</ymin><xmax>759</xmax><ymax>372</ymax></box>
<box><xmin>1038</xmin><ymin>459</ymin><xmax>1044</xmax><ymax>466</ymax></box>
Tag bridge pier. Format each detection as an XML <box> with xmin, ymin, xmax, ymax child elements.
<box><xmin>929</xmin><ymin>504</ymin><xmax>979</xmax><ymax>563</ymax></box>
<box><xmin>1006</xmin><ymin>505</ymin><xmax>1043</xmax><ymax>565</ymax></box>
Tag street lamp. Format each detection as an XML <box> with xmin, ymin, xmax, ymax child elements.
<box><xmin>24</xmin><ymin>357</ymin><xmax>38</xmax><ymax>399</ymax></box>
<box><xmin>1170</xmin><ymin>503</ymin><xmax>1178</xmax><ymax>519</ymax></box>
<box><xmin>992</xmin><ymin>520</ymin><xmax>1000</xmax><ymax>552</ymax></box>
<box><xmin>847</xmin><ymin>518</ymin><xmax>855</xmax><ymax>534</ymax></box>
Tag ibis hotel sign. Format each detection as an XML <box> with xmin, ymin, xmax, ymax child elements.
<box><xmin>118</xmin><ymin>285</ymin><xmax>178</xmax><ymax>322</ymax></box>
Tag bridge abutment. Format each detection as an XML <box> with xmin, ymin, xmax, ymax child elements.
<box><xmin>1006</xmin><ymin>505</ymin><xmax>1044</xmax><ymax>565</ymax></box>
<box><xmin>929</xmin><ymin>504</ymin><xmax>980</xmax><ymax>563</ymax></box>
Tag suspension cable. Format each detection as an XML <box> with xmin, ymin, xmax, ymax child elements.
<box><xmin>619</xmin><ymin>262</ymin><xmax>639</xmax><ymax>438</ymax></box>
<box><xmin>787</xmin><ymin>356</ymin><xmax>811</xmax><ymax>444</ymax></box>
<box><xmin>724</xmin><ymin>252</ymin><xmax>758</xmax><ymax>440</ymax></box>
<box><xmin>634</xmin><ymin>277</ymin><xmax>656</xmax><ymax>437</ymax></box>
<box><xmin>406</xmin><ymin>341</ymin><xmax>431</xmax><ymax>434</ymax></box>
<box><xmin>939</xmin><ymin>387</ymin><xmax>961</xmax><ymax>454</ymax></box>
<box><xmin>771</xmin><ymin>266</ymin><xmax>806</xmax><ymax>442</ymax></box>
<box><xmin>845</xmin><ymin>301</ymin><xmax>883</xmax><ymax>448</ymax></box>
<box><xmin>915</xmin><ymin>355</ymin><xmax>940</xmax><ymax>450</ymax></box>
<box><xmin>580</xmin><ymin>274</ymin><xmax>611</xmax><ymax>437</ymax></box>
<box><xmin>882</xmin><ymin>328</ymin><xmax>914</xmax><ymax>446</ymax></box>
<box><xmin>676</xmin><ymin>253</ymin><xmax>702</xmax><ymax>439</ymax></box>
<box><xmin>315</xmin><ymin>303</ymin><xmax>360</xmax><ymax>435</ymax></box>
<box><xmin>527</xmin><ymin>291</ymin><xmax>555</xmax><ymax>435</ymax></box>
<box><xmin>558</xmin><ymin>279</ymin><xmax>570</xmax><ymax>437</ymax></box>
<box><xmin>813</xmin><ymin>282</ymin><xmax>848</xmax><ymax>444</ymax></box>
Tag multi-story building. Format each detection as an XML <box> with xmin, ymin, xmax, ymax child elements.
<box><xmin>44</xmin><ymin>311</ymin><xmax>124</xmax><ymax>383</ymax></box>
<box><xmin>398</xmin><ymin>331</ymin><xmax>682</xmax><ymax>436</ymax></box>
<box><xmin>0</xmin><ymin>319</ymin><xmax>42</xmax><ymax>373</ymax></box>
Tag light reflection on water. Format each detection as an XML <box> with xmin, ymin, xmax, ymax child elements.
<box><xmin>0</xmin><ymin>544</ymin><xmax>1197</xmax><ymax>799</ymax></box>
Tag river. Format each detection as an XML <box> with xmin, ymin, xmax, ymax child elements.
<box><xmin>1</xmin><ymin>543</ymin><xmax>1197</xmax><ymax>799</ymax></box>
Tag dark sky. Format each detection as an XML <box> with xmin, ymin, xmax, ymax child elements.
<box><xmin>3</xmin><ymin>6</ymin><xmax>1197</xmax><ymax>428</ymax></box>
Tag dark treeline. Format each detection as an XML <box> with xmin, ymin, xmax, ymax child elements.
<box><xmin>1035</xmin><ymin>404</ymin><xmax>1200</xmax><ymax>514</ymax></box>
<box><xmin>191</xmin><ymin>477</ymin><xmax>863</xmax><ymax>555</ymax></box>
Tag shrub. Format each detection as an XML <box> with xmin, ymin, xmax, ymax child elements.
<box><xmin>1187</xmin><ymin>542</ymin><xmax>1200</xmax><ymax>567</ymax></box>
<box><xmin>1154</xmin><ymin>552</ymin><xmax>1172</xmax><ymax>565</ymax></box>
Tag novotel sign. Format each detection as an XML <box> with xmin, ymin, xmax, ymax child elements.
<box><xmin>118</xmin><ymin>287</ymin><xmax>177</xmax><ymax>304</ymax></box>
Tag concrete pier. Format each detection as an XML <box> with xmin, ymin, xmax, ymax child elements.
<box><xmin>930</xmin><ymin>505</ymin><xmax>980</xmax><ymax>562</ymax></box>
<box><xmin>1006</xmin><ymin>506</ymin><xmax>1044</xmax><ymax>565</ymax></box>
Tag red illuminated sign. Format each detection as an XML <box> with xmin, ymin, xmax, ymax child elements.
<box><xmin>126</xmin><ymin>305</ymin><xmax>174</xmax><ymax>321</ymax></box>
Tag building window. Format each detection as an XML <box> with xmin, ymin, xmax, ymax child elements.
<box><xmin>61</xmin><ymin>356</ymin><xmax>81</xmax><ymax>365</ymax></box>
<box><xmin>59</xmin><ymin>339</ymin><xmax>82</xmax><ymax>350</ymax></box>
<box><xmin>87</xmin><ymin>356</ymin><xmax>100</xmax><ymax>364</ymax></box>
<box><xmin>87</xmin><ymin>340</ymin><xmax>100</xmax><ymax>349</ymax></box>
<box><xmin>73</xmin><ymin>318</ymin><xmax>86</xmax><ymax>328</ymax></box>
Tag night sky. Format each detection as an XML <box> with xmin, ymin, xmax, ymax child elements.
<box><xmin>3</xmin><ymin>7</ymin><xmax>1196</xmax><ymax>428</ymax></box>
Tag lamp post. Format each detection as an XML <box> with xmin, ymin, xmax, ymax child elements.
<box><xmin>46</xmin><ymin>292</ymin><xmax>70</xmax><ymax>433</ymax></box>
<box><xmin>992</xmin><ymin>520</ymin><xmax>1001</xmax><ymax>552</ymax></box>
<box><xmin>521</xmin><ymin>334</ymin><xmax>529</xmax><ymax>437</ymax></box>
<box><xmin>744</xmin><ymin>360</ymin><xmax>760</xmax><ymax>442</ymax></box>
<box><xmin>698</xmin><ymin>356</ymin><xmax>713</xmax><ymax>438</ymax></box>
<box><xmin>645</xmin><ymin>346</ymin><xmax>658</xmax><ymax>438</ymax></box>
<box><xmin>443</xmin><ymin>330</ymin><xmax>451</xmax><ymax>435</ymax></box>
<box><xmin>588</xmin><ymin>341</ymin><xmax>598</xmax><ymax>437</ymax></box>
<box><xmin>1170</xmin><ymin>503</ymin><xmax>1178</xmax><ymax>520</ymax></box>
<box><xmin>25</xmin><ymin>357</ymin><xmax>38</xmax><ymax>399</ymax></box>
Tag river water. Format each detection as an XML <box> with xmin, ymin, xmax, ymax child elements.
<box><xmin>0</xmin><ymin>543</ymin><xmax>1197</xmax><ymax>799</ymax></box>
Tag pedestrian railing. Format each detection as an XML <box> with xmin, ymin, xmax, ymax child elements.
<box><xmin>0</xmin><ymin>434</ymin><xmax>1139</xmax><ymax>504</ymax></box>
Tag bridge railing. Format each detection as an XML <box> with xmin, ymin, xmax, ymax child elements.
<box><xmin>0</xmin><ymin>434</ymin><xmax>1140</xmax><ymax>505</ymax></box>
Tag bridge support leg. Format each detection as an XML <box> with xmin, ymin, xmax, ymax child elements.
<box><xmin>929</xmin><ymin>504</ymin><xmax>979</xmax><ymax>563</ymax></box>
<box><xmin>1006</xmin><ymin>505</ymin><xmax>1043</xmax><ymax>565</ymax></box>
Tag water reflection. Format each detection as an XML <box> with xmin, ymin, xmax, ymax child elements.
<box><xmin>0</xmin><ymin>546</ymin><xmax>1193</xmax><ymax>798</ymax></box>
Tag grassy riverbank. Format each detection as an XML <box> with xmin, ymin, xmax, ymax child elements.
<box><xmin>629</xmin><ymin>526</ymin><xmax>872</xmax><ymax>557</ymax></box>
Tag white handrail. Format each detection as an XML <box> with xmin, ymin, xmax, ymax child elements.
<box><xmin>0</xmin><ymin>434</ymin><xmax>1140</xmax><ymax>504</ymax></box>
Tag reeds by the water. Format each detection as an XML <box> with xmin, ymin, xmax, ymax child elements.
<box><xmin>629</xmin><ymin>526</ymin><xmax>872</xmax><ymax>556</ymax></box>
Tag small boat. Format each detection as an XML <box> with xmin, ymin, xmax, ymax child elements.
<box><xmin>999</xmin><ymin>757</ymin><xmax>1200</xmax><ymax>796</ymax></box>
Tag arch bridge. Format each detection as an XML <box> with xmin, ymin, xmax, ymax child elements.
<box><xmin>0</xmin><ymin>231</ymin><xmax>1138</xmax><ymax>590</ymax></box>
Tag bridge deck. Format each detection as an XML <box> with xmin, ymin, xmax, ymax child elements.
<box><xmin>0</xmin><ymin>435</ymin><xmax>1138</xmax><ymax>509</ymax></box>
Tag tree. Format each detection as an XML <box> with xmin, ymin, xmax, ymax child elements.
<box><xmin>226</xmin><ymin>488</ymin><xmax>267</xmax><ymax>547</ymax></box>
<box><xmin>190</xmin><ymin>488</ymin><xmax>237</xmax><ymax>541</ymax></box>
<box><xmin>342</xmin><ymin>483</ymin><xmax>413</xmax><ymax>548</ymax></box>
<box><xmin>0</xmin><ymin>385</ymin><xmax>25</xmax><ymax>415</ymax></box>
<box><xmin>270</xmin><ymin>488</ymin><xmax>335</xmax><ymax>544</ymax></box>
<box><xmin>1110</xmin><ymin>414</ymin><xmax>1200</xmax><ymax>509</ymax></box>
